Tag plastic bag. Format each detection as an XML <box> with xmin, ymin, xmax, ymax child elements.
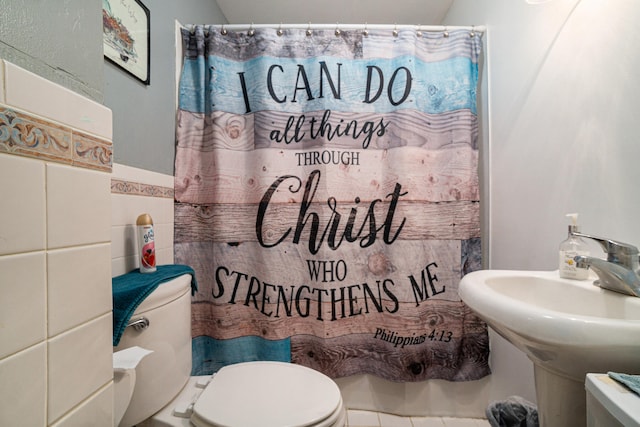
<box><xmin>486</xmin><ymin>396</ymin><xmax>539</xmax><ymax>427</ymax></box>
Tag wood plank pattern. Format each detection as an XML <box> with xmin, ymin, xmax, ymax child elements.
<box><xmin>190</xmin><ymin>299</ymin><xmax>485</xmax><ymax>340</ymax></box>
<box><xmin>254</xmin><ymin>109</ymin><xmax>479</xmax><ymax>150</ymax></box>
<box><xmin>174</xmin><ymin>200</ymin><xmax>479</xmax><ymax>243</ymax></box>
<box><xmin>179</xmin><ymin>42</ymin><xmax>479</xmax><ymax>116</ymax></box>
<box><xmin>175</xmin><ymin>109</ymin><xmax>479</xmax><ymax>151</ymax></box>
<box><xmin>176</xmin><ymin>239</ymin><xmax>464</xmax><ymax>305</ymax></box>
<box><xmin>178</xmin><ymin>27</ymin><xmax>487</xmax><ymax>381</ymax></box>
<box><xmin>188</xmin><ymin>297</ymin><xmax>490</xmax><ymax>382</ymax></box>
<box><xmin>174</xmin><ymin>145</ymin><xmax>479</xmax><ymax>204</ymax></box>
<box><xmin>291</xmin><ymin>330</ymin><xmax>490</xmax><ymax>382</ymax></box>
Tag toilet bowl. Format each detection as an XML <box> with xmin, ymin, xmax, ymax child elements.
<box><xmin>114</xmin><ymin>273</ymin><xmax>346</xmax><ymax>427</ymax></box>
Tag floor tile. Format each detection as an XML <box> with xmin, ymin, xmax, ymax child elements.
<box><xmin>344</xmin><ymin>410</ymin><xmax>489</xmax><ymax>427</ymax></box>
<box><xmin>348</xmin><ymin>409</ymin><xmax>380</xmax><ymax>426</ymax></box>
<box><xmin>442</xmin><ymin>417</ymin><xmax>488</xmax><ymax>427</ymax></box>
<box><xmin>378</xmin><ymin>412</ymin><xmax>413</xmax><ymax>427</ymax></box>
<box><xmin>410</xmin><ymin>416</ymin><xmax>446</xmax><ymax>427</ymax></box>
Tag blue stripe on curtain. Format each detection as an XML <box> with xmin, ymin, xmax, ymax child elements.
<box><xmin>179</xmin><ymin>55</ymin><xmax>478</xmax><ymax>115</ymax></box>
<box><xmin>191</xmin><ymin>336</ymin><xmax>291</xmax><ymax>376</ymax></box>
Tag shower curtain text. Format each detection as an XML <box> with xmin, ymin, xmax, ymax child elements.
<box><xmin>175</xmin><ymin>26</ymin><xmax>490</xmax><ymax>382</ymax></box>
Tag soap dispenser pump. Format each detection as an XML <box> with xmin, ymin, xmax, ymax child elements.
<box><xmin>559</xmin><ymin>213</ymin><xmax>589</xmax><ymax>280</ymax></box>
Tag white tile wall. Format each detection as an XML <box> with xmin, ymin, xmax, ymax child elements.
<box><xmin>47</xmin><ymin>244</ymin><xmax>112</xmax><ymax>336</ymax></box>
<box><xmin>0</xmin><ymin>342</ymin><xmax>47</xmax><ymax>426</ymax></box>
<box><xmin>50</xmin><ymin>384</ymin><xmax>114</xmax><ymax>427</ymax></box>
<box><xmin>112</xmin><ymin>163</ymin><xmax>174</xmax><ymax>187</ymax></box>
<box><xmin>111</xmin><ymin>163</ymin><xmax>175</xmax><ymax>277</ymax></box>
<box><xmin>0</xmin><ymin>252</ymin><xmax>46</xmax><ymax>359</ymax></box>
<box><xmin>3</xmin><ymin>60</ymin><xmax>112</xmax><ymax>140</ymax></box>
<box><xmin>48</xmin><ymin>314</ymin><xmax>113</xmax><ymax>423</ymax></box>
<box><xmin>0</xmin><ymin>154</ymin><xmax>46</xmax><ymax>255</ymax></box>
<box><xmin>47</xmin><ymin>163</ymin><xmax>111</xmax><ymax>249</ymax></box>
<box><xmin>0</xmin><ymin>60</ymin><xmax>113</xmax><ymax>426</ymax></box>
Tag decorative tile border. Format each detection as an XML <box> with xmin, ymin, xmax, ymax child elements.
<box><xmin>73</xmin><ymin>131</ymin><xmax>113</xmax><ymax>171</ymax></box>
<box><xmin>0</xmin><ymin>106</ymin><xmax>112</xmax><ymax>171</ymax></box>
<box><xmin>111</xmin><ymin>178</ymin><xmax>174</xmax><ymax>199</ymax></box>
<box><xmin>0</xmin><ymin>105</ymin><xmax>173</xmax><ymax>197</ymax></box>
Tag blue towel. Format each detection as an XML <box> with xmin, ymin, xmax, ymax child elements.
<box><xmin>112</xmin><ymin>264</ymin><xmax>197</xmax><ymax>346</ymax></box>
<box><xmin>608</xmin><ymin>372</ymin><xmax>640</xmax><ymax>396</ymax></box>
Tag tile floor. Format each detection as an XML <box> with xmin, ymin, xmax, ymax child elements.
<box><xmin>347</xmin><ymin>410</ymin><xmax>491</xmax><ymax>427</ymax></box>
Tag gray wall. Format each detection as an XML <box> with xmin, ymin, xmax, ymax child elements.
<box><xmin>104</xmin><ymin>1</ymin><xmax>226</xmax><ymax>175</ymax></box>
<box><xmin>0</xmin><ymin>0</ymin><xmax>226</xmax><ymax>175</ymax></box>
<box><xmin>0</xmin><ymin>0</ymin><xmax>104</xmax><ymax>102</ymax></box>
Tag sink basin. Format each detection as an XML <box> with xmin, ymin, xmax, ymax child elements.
<box><xmin>459</xmin><ymin>270</ymin><xmax>640</xmax><ymax>427</ymax></box>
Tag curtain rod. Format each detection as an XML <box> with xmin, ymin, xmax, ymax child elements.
<box><xmin>186</xmin><ymin>23</ymin><xmax>485</xmax><ymax>34</ymax></box>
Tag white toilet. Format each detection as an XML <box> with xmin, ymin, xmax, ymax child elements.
<box><xmin>113</xmin><ymin>273</ymin><xmax>346</xmax><ymax>427</ymax></box>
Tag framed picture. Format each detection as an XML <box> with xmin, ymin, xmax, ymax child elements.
<box><xmin>103</xmin><ymin>0</ymin><xmax>150</xmax><ymax>85</ymax></box>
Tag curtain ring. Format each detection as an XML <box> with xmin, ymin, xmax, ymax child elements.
<box><xmin>220</xmin><ymin>25</ymin><xmax>228</xmax><ymax>36</ymax></box>
<box><xmin>392</xmin><ymin>23</ymin><xmax>398</xmax><ymax>37</ymax></box>
<box><xmin>363</xmin><ymin>22</ymin><xmax>369</xmax><ymax>37</ymax></box>
<box><xmin>277</xmin><ymin>22</ymin><xmax>283</xmax><ymax>36</ymax></box>
<box><xmin>335</xmin><ymin>22</ymin><xmax>341</xmax><ymax>37</ymax></box>
<box><xmin>416</xmin><ymin>24</ymin><xmax>422</xmax><ymax>38</ymax></box>
<box><xmin>306</xmin><ymin>22</ymin><xmax>312</xmax><ymax>36</ymax></box>
<box><xmin>248</xmin><ymin>22</ymin><xmax>255</xmax><ymax>37</ymax></box>
<box><xmin>469</xmin><ymin>25</ymin><xmax>476</xmax><ymax>38</ymax></box>
<box><xmin>443</xmin><ymin>26</ymin><xmax>449</xmax><ymax>38</ymax></box>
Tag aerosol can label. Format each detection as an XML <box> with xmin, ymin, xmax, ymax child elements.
<box><xmin>138</xmin><ymin>224</ymin><xmax>156</xmax><ymax>273</ymax></box>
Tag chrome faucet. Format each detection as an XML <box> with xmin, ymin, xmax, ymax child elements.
<box><xmin>570</xmin><ymin>231</ymin><xmax>640</xmax><ymax>297</ymax></box>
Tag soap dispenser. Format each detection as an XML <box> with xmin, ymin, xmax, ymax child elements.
<box><xmin>559</xmin><ymin>213</ymin><xmax>589</xmax><ymax>280</ymax></box>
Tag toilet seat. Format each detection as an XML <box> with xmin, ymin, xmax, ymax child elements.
<box><xmin>190</xmin><ymin>361</ymin><xmax>345</xmax><ymax>427</ymax></box>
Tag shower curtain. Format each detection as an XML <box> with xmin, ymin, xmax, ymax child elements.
<box><xmin>175</xmin><ymin>25</ymin><xmax>489</xmax><ymax>382</ymax></box>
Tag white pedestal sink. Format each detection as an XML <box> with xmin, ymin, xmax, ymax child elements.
<box><xmin>459</xmin><ymin>270</ymin><xmax>640</xmax><ymax>427</ymax></box>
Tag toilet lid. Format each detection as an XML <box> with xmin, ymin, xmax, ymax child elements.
<box><xmin>191</xmin><ymin>361</ymin><xmax>343</xmax><ymax>427</ymax></box>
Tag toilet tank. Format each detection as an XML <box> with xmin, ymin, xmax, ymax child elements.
<box><xmin>114</xmin><ymin>274</ymin><xmax>193</xmax><ymax>427</ymax></box>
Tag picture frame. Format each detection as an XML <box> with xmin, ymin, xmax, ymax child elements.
<box><xmin>103</xmin><ymin>0</ymin><xmax>150</xmax><ymax>85</ymax></box>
